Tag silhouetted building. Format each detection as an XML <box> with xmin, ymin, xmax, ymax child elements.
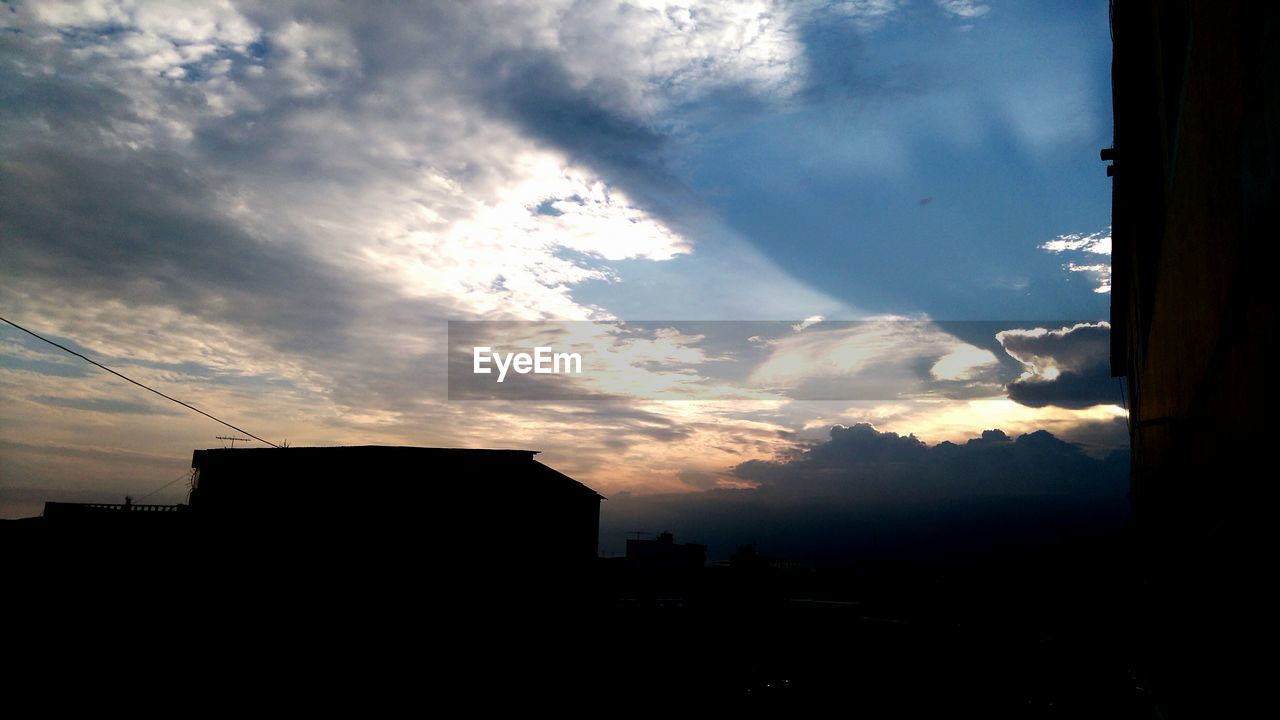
<box><xmin>10</xmin><ymin>446</ymin><xmax>604</xmax><ymax>590</ymax></box>
<box><xmin>1109</xmin><ymin>2</ymin><xmax>1276</xmax><ymax>713</ymax></box>
<box><xmin>30</xmin><ymin>497</ymin><xmax>193</xmax><ymax>556</ymax></box>
<box><xmin>43</xmin><ymin>498</ymin><xmax>187</xmax><ymax>517</ymax></box>
<box><xmin>626</xmin><ymin>531</ymin><xmax>706</xmax><ymax>576</ymax></box>
<box><xmin>188</xmin><ymin>445</ymin><xmax>603</xmax><ymax>569</ymax></box>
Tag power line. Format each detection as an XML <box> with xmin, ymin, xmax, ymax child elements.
<box><xmin>136</xmin><ymin>470</ymin><xmax>193</xmax><ymax>502</ymax></box>
<box><xmin>0</xmin><ymin>314</ymin><xmax>280</xmax><ymax>448</ymax></box>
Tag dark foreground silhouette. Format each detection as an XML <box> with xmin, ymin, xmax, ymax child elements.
<box><xmin>4</xmin><ymin>446</ymin><xmax>1151</xmax><ymax>715</ymax></box>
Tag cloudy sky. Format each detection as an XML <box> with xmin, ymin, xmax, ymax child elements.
<box><xmin>0</xmin><ymin>1</ymin><xmax>1122</xmax><ymax>525</ymax></box>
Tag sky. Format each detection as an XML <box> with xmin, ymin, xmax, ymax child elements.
<box><xmin>0</xmin><ymin>0</ymin><xmax>1123</xmax><ymax>532</ymax></box>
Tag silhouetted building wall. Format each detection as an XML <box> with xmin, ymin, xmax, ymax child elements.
<box><xmin>626</xmin><ymin>531</ymin><xmax>706</xmax><ymax>577</ymax></box>
<box><xmin>1109</xmin><ymin>2</ymin><xmax>1276</xmax><ymax>712</ymax></box>
<box><xmin>189</xmin><ymin>446</ymin><xmax>603</xmax><ymax>570</ymax></box>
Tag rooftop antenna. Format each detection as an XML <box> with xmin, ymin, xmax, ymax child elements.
<box><xmin>216</xmin><ymin>436</ymin><xmax>254</xmax><ymax>449</ymax></box>
<box><xmin>628</xmin><ymin>530</ymin><xmax>651</xmax><ymax>541</ymax></box>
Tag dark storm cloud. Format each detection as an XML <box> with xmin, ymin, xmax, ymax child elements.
<box><xmin>1007</xmin><ymin>367</ymin><xmax>1121</xmax><ymax>408</ymax></box>
<box><xmin>735</xmin><ymin>422</ymin><xmax>1125</xmax><ymax>498</ymax></box>
<box><xmin>998</xmin><ymin>323</ymin><xmax>1118</xmax><ymax>409</ymax></box>
<box><xmin>601</xmin><ymin>423</ymin><xmax>1130</xmax><ymax>564</ymax></box>
<box><xmin>999</xmin><ymin>322</ymin><xmax>1110</xmax><ymax>371</ymax></box>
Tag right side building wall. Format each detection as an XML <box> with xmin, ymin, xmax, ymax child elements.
<box><xmin>1110</xmin><ymin>1</ymin><xmax>1277</xmax><ymax>713</ymax></box>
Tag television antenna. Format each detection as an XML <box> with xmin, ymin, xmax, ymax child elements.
<box><xmin>216</xmin><ymin>436</ymin><xmax>254</xmax><ymax>448</ymax></box>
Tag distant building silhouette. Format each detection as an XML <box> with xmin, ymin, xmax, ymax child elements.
<box><xmin>626</xmin><ymin>531</ymin><xmax>707</xmax><ymax>576</ymax></box>
<box><xmin>728</xmin><ymin>543</ymin><xmax>805</xmax><ymax>573</ymax></box>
